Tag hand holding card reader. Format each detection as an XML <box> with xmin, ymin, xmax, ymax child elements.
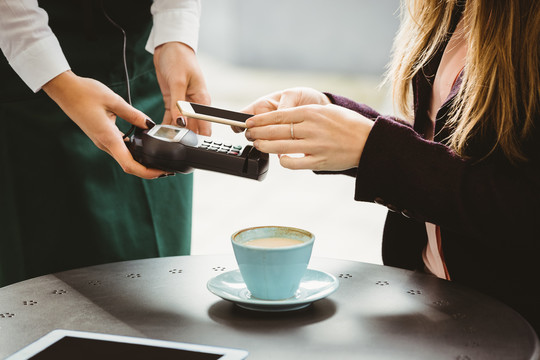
<box><xmin>128</xmin><ymin>125</ymin><xmax>268</xmax><ymax>180</ymax></box>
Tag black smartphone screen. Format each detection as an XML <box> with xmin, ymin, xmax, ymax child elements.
<box><xmin>191</xmin><ymin>103</ymin><xmax>253</xmax><ymax>123</ymax></box>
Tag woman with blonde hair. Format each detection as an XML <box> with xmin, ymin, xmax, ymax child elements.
<box><xmin>241</xmin><ymin>0</ymin><xmax>540</xmax><ymax>333</ymax></box>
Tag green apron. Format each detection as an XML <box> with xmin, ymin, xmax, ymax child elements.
<box><xmin>0</xmin><ymin>0</ymin><xmax>193</xmax><ymax>287</ymax></box>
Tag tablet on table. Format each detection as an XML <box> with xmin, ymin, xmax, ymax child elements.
<box><xmin>6</xmin><ymin>329</ymin><xmax>249</xmax><ymax>360</ymax></box>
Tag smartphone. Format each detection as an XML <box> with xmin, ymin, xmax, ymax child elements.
<box><xmin>177</xmin><ymin>101</ymin><xmax>252</xmax><ymax>128</ymax></box>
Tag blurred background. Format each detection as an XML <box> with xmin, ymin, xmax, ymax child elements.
<box><xmin>190</xmin><ymin>0</ymin><xmax>401</xmax><ymax>264</ymax></box>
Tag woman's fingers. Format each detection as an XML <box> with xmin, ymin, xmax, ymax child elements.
<box><xmin>276</xmin><ymin>88</ymin><xmax>312</xmax><ymax>110</ymax></box>
<box><xmin>247</xmin><ymin>124</ymin><xmax>293</xmax><ymax>141</ymax></box>
<box><xmin>252</xmin><ymin>139</ymin><xmax>309</xmax><ymax>155</ymax></box>
<box><xmin>246</xmin><ymin>104</ymin><xmax>373</xmax><ymax>171</ymax></box>
<box><xmin>278</xmin><ymin>154</ymin><xmax>321</xmax><ymax>170</ymax></box>
<box><xmin>246</xmin><ymin>105</ymin><xmax>324</xmax><ymax>142</ymax></box>
<box><xmin>246</xmin><ymin>106</ymin><xmax>306</xmax><ymax>128</ymax></box>
<box><xmin>108</xmin><ymin>140</ymin><xmax>165</xmax><ymax>179</ymax></box>
<box><xmin>109</xmin><ymin>94</ymin><xmax>154</xmax><ymax>129</ymax></box>
<box><xmin>241</xmin><ymin>96</ymin><xmax>280</xmax><ymax>115</ymax></box>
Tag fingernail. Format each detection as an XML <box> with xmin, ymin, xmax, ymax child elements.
<box><xmin>146</xmin><ymin>118</ymin><xmax>156</xmax><ymax>129</ymax></box>
<box><xmin>245</xmin><ymin>130</ymin><xmax>254</xmax><ymax>141</ymax></box>
<box><xmin>176</xmin><ymin>117</ymin><xmax>186</xmax><ymax>127</ymax></box>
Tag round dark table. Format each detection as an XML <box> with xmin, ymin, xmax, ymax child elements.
<box><xmin>0</xmin><ymin>255</ymin><xmax>538</xmax><ymax>359</ymax></box>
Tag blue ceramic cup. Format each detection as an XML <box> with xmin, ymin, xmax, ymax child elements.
<box><xmin>231</xmin><ymin>226</ymin><xmax>315</xmax><ymax>300</ymax></box>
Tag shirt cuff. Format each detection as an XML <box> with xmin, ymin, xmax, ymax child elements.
<box><xmin>145</xmin><ymin>9</ymin><xmax>200</xmax><ymax>54</ymax></box>
<box><xmin>8</xmin><ymin>34</ymin><xmax>70</xmax><ymax>93</ymax></box>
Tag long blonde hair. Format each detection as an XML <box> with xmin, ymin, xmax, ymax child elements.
<box><xmin>387</xmin><ymin>0</ymin><xmax>540</xmax><ymax>163</ymax></box>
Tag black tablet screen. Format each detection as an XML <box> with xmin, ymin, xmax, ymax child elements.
<box><xmin>29</xmin><ymin>337</ymin><xmax>222</xmax><ymax>360</ymax></box>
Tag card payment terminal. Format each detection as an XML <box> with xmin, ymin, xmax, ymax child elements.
<box><xmin>128</xmin><ymin>125</ymin><xmax>269</xmax><ymax>180</ymax></box>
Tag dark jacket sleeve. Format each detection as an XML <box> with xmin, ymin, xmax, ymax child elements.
<box><xmin>326</xmin><ymin>93</ymin><xmax>540</xmax><ymax>331</ymax></box>
<box><xmin>324</xmin><ymin>93</ymin><xmax>382</xmax><ymax>120</ymax></box>
<box><xmin>315</xmin><ymin>93</ymin><xmax>385</xmax><ymax>178</ymax></box>
<box><xmin>326</xmin><ymin>92</ymin><xmax>540</xmax><ymax>244</ymax></box>
<box><xmin>355</xmin><ymin>111</ymin><xmax>540</xmax><ymax>248</ymax></box>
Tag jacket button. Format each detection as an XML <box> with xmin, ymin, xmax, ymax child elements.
<box><xmin>387</xmin><ymin>204</ymin><xmax>399</xmax><ymax>212</ymax></box>
<box><xmin>374</xmin><ymin>197</ymin><xmax>386</xmax><ymax>205</ymax></box>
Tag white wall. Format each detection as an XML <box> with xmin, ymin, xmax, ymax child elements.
<box><xmin>199</xmin><ymin>0</ymin><xmax>401</xmax><ymax>75</ymax></box>
<box><xmin>191</xmin><ymin>2</ymin><xmax>400</xmax><ymax>263</ymax></box>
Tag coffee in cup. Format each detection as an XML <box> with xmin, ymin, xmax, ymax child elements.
<box><xmin>243</xmin><ymin>237</ymin><xmax>304</xmax><ymax>248</ymax></box>
<box><xmin>231</xmin><ymin>226</ymin><xmax>315</xmax><ymax>300</ymax></box>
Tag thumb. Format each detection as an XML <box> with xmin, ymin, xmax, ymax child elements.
<box><xmin>169</xmin><ymin>90</ymin><xmax>184</xmax><ymax>123</ymax></box>
<box><xmin>111</xmin><ymin>95</ymin><xmax>155</xmax><ymax>129</ymax></box>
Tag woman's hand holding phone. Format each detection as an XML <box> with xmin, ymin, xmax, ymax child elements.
<box><xmin>242</xmin><ymin>87</ymin><xmax>332</xmax><ymax>115</ymax></box>
<box><xmin>242</xmin><ymin>87</ymin><xmax>373</xmax><ymax>171</ymax></box>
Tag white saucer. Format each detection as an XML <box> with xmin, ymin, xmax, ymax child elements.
<box><xmin>207</xmin><ymin>269</ymin><xmax>339</xmax><ymax>312</ymax></box>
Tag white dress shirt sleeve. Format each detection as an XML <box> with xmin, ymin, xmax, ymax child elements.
<box><xmin>0</xmin><ymin>0</ymin><xmax>70</xmax><ymax>93</ymax></box>
<box><xmin>145</xmin><ymin>0</ymin><xmax>201</xmax><ymax>54</ymax></box>
<box><xmin>0</xmin><ymin>0</ymin><xmax>201</xmax><ymax>93</ymax></box>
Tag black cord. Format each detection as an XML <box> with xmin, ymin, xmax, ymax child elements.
<box><xmin>100</xmin><ymin>0</ymin><xmax>135</xmax><ymax>140</ymax></box>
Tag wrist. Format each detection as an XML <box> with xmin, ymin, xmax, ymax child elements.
<box><xmin>42</xmin><ymin>70</ymin><xmax>78</xmax><ymax>100</ymax></box>
<box><xmin>154</xmin><ymin>41</ymin><xmax>195</xmax><ymax>56</ymax></box>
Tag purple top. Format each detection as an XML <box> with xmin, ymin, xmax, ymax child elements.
<box><xmin>322</xmin><ymin>26</ymin><xmax>540</xmax><ymax>334</ymax></box>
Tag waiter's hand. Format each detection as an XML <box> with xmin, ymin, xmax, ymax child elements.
<box><xmin>153</xmin><ymin>42</ymin><xmax>211</xmax><ymax>135</ymax></box>
<box><xmin>42</xmin><ymin>70</ymin><xmax>168</xmax><ymax>179</ymax></box>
